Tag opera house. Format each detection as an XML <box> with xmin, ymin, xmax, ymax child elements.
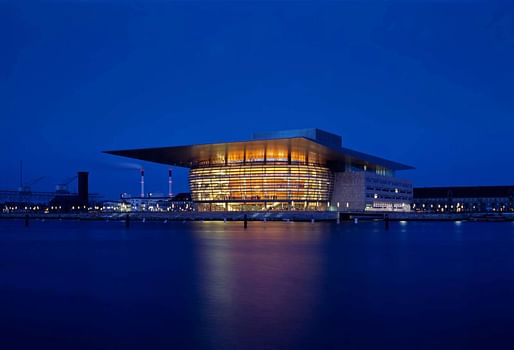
<box><xmin>106</xmin><ymin>129</ymin><xmax>413</xmax><ymax>212</ymax></box>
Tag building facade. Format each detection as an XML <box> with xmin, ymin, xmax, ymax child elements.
<box><xmin>106</xmin><ymin>129</ymin><xmax>413</xmax><ymax>212</ymax></box>
<box><xmin>333</xmin><ymin>171</ymin><xmax>412</xmax><ymax>211</ymax></box>
<box><xmin>413</xmin><ymin>186</ymin><xmax>514</xmax><ymax>213</ymax></box>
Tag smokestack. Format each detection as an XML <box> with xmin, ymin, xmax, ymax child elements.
<box><xmin>140</xmin><ymin>168</ymin><xmax>145</xmax><ymax>198</ymax></box>
<box><xmin>77</xmin><ymin>171</ymin><xmax>89</xmax><ymax>207</ymax></box>
<box><xmin>20</xmin><ymin>160</ymin><xmax>23</xmax><ymax>188</ymax></box>
<box><xmin>168</xmin><ymin>168</ymin><xmax>173</xmax><ymax>198</ymax></box>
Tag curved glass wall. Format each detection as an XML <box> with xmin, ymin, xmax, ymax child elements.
<box><xmin>190</xmin><ymin>164</ymin><xmax>333</xmax><ymax>211</ymax></box>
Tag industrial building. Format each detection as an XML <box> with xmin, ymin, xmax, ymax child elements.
<box><xmin>48</xmin><ymin>171</ymin><xmax>90</xmax><ymax>211</ymax></box>
<box><xmin>105</xmin><ymin>129</ymin><xmax>414</xmax><ymax>212</ymax></box>
<box><xmin>1</xmin><ymin>171</ymin><xmax>98</xmax><ymax>212</ymax></box>
<box><xmin>413</xmin><ymin>186</ymin><xmax>514</xmax><ymax>213</ymax></box>
<box><xmin>117</xmin><ymin>192</ymin><xmax>193</xmax><ymax>212</ymax></box>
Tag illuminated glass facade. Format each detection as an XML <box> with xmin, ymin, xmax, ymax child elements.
<box><xmin>190</xmin><ymin>164</ymin><xmax>333</xmax><ymax>211</ymax></box>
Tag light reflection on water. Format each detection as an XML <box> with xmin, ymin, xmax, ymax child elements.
<box><xmin>193</xmin><ymin>222</ymin><xmax>326</xmax><ymax>349</ymax></box>
<box><xmin>1</xmin><ymin>220</ymin><xmax>514</xmax><ymax>349</ymax></box>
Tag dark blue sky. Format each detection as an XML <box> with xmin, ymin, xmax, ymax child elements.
<box><xmin>2</xmin><ymin>1</ymin><xmax>514</xmax><ymax>199</ymax></box>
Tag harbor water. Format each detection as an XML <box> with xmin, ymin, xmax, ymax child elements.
<box><xmin>1</xmin><ymin>220</ymin><xmax>514</xmax><ymax>349</ymax></box>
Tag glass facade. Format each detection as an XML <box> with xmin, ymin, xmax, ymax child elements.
<box><xmin>190</xmin><ymin>164</ymin><xmax>333</xmax><ymax>211</ymax></box>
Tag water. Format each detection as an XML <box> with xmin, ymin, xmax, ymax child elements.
<box><xmin>1</xmin><ymin>220</ymin><xmax>514</xmax><ymax>349</ymax></box>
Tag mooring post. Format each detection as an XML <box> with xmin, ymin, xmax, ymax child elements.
<box><xmin>24</xmin><ymin>214</ymin><xmax>29</xmax><ymax>227</ymax></box>
<box><xmin>244</xmin><ymin>214</ymin><xmax>248</xmax><ymax>229</ymax></box>
<box><xmin>384</xmin><ymin>214</ymin><xmax>390</xmax><ymax>230</ymax></box>
<box><xmin>125</xmin><ymin>214</ymin><xmax>130</xmax><ymax>228</ymax></box>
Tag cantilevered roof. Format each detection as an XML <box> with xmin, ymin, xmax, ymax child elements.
<box><xmin>105</xmin><ymin>136</ymin><xmax>414</xmax><ymax>171</ymax></box>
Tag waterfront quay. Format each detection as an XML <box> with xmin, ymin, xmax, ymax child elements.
<box><xmin>1</xmin><ymin>211</ymin><xmax>514</xmax><ymax>222</ymax></box>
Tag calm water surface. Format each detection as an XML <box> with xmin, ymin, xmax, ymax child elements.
<box><xmin>1</xmin><ymin>220</ymin><xmax>514</xmax><ymax>349</ymax></box>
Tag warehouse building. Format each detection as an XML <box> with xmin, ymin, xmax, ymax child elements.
<box><xmin>413</xmin><ymin>186</ymin><xmax>514</xmax><ymax>213</ymax></box>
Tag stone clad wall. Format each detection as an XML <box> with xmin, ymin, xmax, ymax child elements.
<box><xmin>331</xmin><ymin>172</ymin><xmax>366</xmax><ymax>211</ymax></box>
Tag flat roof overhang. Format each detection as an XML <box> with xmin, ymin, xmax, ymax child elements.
<box><xmin>104</xmin><ymin>137</ymin><xmax>414</xmax><ymax>171</ymax></box>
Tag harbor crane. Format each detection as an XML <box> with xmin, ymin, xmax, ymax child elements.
<box><xmin>55</xmin><ymin>175</ymin><xmax>77</xmax><ymax>194</ymax></box>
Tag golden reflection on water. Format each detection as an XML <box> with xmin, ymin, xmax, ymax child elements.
<box><xmin>192</xmin><ymin>222</ymin><xmax>326</xmax><ymax>348</ymax></box>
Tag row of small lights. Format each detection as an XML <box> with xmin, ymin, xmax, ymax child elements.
<box><xmin>3</xmin><ymin>205</ymin><xmax>117</xmax><ymax>211</ymax></box>
<box><xmin>413</xmin><ymin>203</ymin><xmax>512</xmax><ymax>211</ymax></box>
<box><xmin>3</xmin><ymin>204</ymin><xmax>194</xmax><ymax>212</ymax></box>
<box><xmin>2</xmin><ymin>205</ymin><xmax>92</xmax><ymax>211</ymax></box>
<box><xmin>3</xmin><ymin>205</ymin><xmax>57</xmax><ymax>211</ymax></box>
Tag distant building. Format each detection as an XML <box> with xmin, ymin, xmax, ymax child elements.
<box><xmin>413</xmin><ymin>186</ymin><xmax>514</xmax><ymax>213</ymax></box>
<box><xmin>47</xmin><ymin>172</ymin><xmax>90</xmax><ymax>211</ymax></box>
<box><xmin>117</xmin><ymin>192</ymin><xmax>193</xmax><ymax>212</ymax></box>
<box><xmin>105</xmin><ymin>129</ymin><xmax>413</xmax><ymax>212</ymax></box>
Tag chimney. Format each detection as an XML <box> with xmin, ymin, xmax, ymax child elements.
<box><xmin>168</xmin><ymin>168</ymin><xmax>173</xmax><ymax>198</ymax></box>
<box><xmin>20</xmin><ymin>160</ymin><xmax>23</xmax><ymax>188</ymax></box>
<box><xmin>140</xmin><ymin>168</ymin><xmax>145</xmax><ymax>198</ymax></box>
<box><xmin>77</xmin><ymin>171</ymin><xmax>89</xmax><ymax>207</ymax></box>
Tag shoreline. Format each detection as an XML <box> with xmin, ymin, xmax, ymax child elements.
<box><xmin>1</xmin><ymin>211</ymin><xmax>513</xmax><ymax>222</ymax></box>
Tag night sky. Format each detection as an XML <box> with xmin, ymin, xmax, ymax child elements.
<box><xmin>2</xmin><ymin>1</ymin><xmax>514</xmax><ymax>200</ymax></box>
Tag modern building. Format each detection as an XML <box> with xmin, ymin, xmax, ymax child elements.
<box><xmin>105</xmin><ymin>129</ymin><xmax>413</xmax><ymax>212</ymax></box>
<box><xmin>413</xmin><ymin>186</ymin><xmax>514</xmax><ymax>213</ymax></box>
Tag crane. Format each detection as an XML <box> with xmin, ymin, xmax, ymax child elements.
<box><xmin>18</xmin><ymin>176</ymin><xmax>45</xmax><ymax>194</ymax></box>
<box><xmin>55</xmin><ymin>175</ymin><xmax>77</xmax><ymax>194</ymax></box>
